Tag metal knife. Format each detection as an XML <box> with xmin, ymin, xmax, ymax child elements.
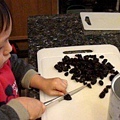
<box><xmin>44</xmin><ymin>85</ymin><xmax>87</xmax><ymax>107</ymax></box>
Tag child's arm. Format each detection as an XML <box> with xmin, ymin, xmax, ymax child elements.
<box><xmin>0</xmin><ymin>97</ymin><xmax>46</xmax><ymax>120</ymax></box>
<box><xmin>29</xmin><ymin>74</ymin><xmax>68</xmax><ymax>96</ymax></box>
<box><xmin>0</xmin><ymin>104</ymin><xmax>19</xmax><ymax>120</ymax></box>
<box><xmin>10</xmin><ymin>54</ymin><xmax>37</xmax><ymax>89</ymax></box>
<box><xmin>10</xmin><ymin>54</ymin><xmax>68</xmax><ymax>96</ymax></box>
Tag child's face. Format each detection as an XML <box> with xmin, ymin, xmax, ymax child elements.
<box><xmin>0</xmin><ymin>20</ymin><xmax>12</xmax><ymax>69</ymax></box>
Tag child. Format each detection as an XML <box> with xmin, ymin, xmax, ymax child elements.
<box><xmin>0</xmin><ymin>0</ymin><xmax>68</xmax><ymax>119</ymax></box>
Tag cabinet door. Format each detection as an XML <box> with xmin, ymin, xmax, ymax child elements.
<box><xmin>5</xmin><ymin>0</ymin><xmax>57</xmax><ymax>40</ymax></box>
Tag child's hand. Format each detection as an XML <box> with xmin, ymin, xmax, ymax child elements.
<box><xmin>40</xmin><ymin>77</ymin><xmax>68</xmax><ymax>96</ymax></box>
<box><xmin>15</xmin><ymin>97</ymin><xmax>46</xmax><ymax>119</ymax></box>
<box><xmin>30</xmin><ymin>75</ymin><xmax>68</xmax><ymax>96</ymax></box>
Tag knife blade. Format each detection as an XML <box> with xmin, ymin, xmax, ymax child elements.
<box><xmin>44</xmin><ymin>85</ymin><xmax>87</xmax><ymax>107</ymax></box>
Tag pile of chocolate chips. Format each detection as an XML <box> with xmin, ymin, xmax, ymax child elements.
<box><xmin>54</xmin><ymin>54</ymin><xmax>119</xmax><ymax>99</ymax></box>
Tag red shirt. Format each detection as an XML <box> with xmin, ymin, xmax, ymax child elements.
<box><xmin>0</xmin><ymin>60</ymin><xmax>19</xmax><ymax>106</ymax></box>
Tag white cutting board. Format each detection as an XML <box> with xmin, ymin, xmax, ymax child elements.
<box><xmin>37</xmin><ymin>44</ymin><xmax>120</xmax><ymax>120</ymax></box>
<box><xmin>80</xmin><ymin>12</ymin><xmax>120</xmax><ymax>30</ymax></box>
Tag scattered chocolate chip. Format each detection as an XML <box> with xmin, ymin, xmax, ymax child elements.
<box><xmin>103</xmin><ymin>88</ymin><xmax>108</xmax><ymax>93</ymax></box>
<box><xmin>99</xmin><ymin>55</ymin><xmax>104</xmax><ymax>59</ymax></box>
<box><xmin>99</xmin><ymin>91</ymin><xmax>105</xmax><ymax>98</ymax></box>
<box><xmin>87</xmin><ymin>83</ymin><xmax>92</xmax><ymax>88</ymax></box>
<box><xmin>64</xmin><ymin>72</ymin><xmax>69</xmax><ymax>76</ymax></box>
<box><xmin>98</xmin><ymin>80</ymin><xmax>104</xmax><ymax>86</ymax></box>
<box><xmin>91</xmin><ymin>79</ymin><xmax>97</xmax><ymax>85</ymax></box>
<box><xmin>83</xmin><ymin>81</ymin><xmax>87</xmax><ymax>85</ymax></box>
<box><xmin>106</xmin><ymin>85</ymin><xmax>111</xmax><ymax>89</ymax></box>
<box><xmin>99</xmin><ymin>85</ymin><xmax>111</xmax><ymax>99</ymax></box>
<box><xmin>64</xmin><ymin>94</ymin><xmax>72</xmax><ymax>100</ymax></box>
<box><xmin>109</xmin><ymin>74</ymin><xmax>115</xmax><ymax>81</ymax></box>
<box><xmin>102</xmin><ymin>59</ymin><xmax>107</xmax><ymax>64</ymax></box>
<box><xmin>114</xmin><ymin>70</ymin><xmax>119</xmax><ymax>75</ymax></box>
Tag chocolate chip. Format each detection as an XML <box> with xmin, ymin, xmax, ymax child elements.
<box><xmin>87</xmin><ymin>83</ymin><xmax>92</xmax><ymax>88</ymax></box>
<box><xmin>98</xmin><ymin>80</ymin><xmax>104</xmax><ymax>86</ymax></box>
<box><xmin>106</xmin><ymin>85</ymin><xmax>111</xmax><ymax>89</ymax></box>
<box><xmin>64</xmin><ymin>94</ymin><xmax>72</xmax><ymax>100</ymax></box>
<box><xmin>99</xmin><ymin>55</ymin><xmax>104</xmax><ymax>59</ymax></box>
<box><xmin>103</xmin><ymin>88</ymin><xmax>108</xmax><ymax>93</ymax></box>
<box><xmin>99</xmin><ymin>91</ymin><xmax>105</xmax><ymax>98</ymax></box>
<box><xmin>109</xmin><ymin>74</ymin><xmax>115</xmax><ymax>81</ymax></box>
<box><xmin>64</xmin><ymin>72</ymin><xmax>69</xmax><ymax>76</ymax></box>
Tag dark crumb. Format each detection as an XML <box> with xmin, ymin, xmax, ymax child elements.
<box><xmin>64</xmin><ymin>94</ymin><xmax>72</xmax><ymax>101</ymax></box>
<box><xmin>99</xmin><ymin>91</ymin><xmax>105</xmax><ymax>98</ymax></box>
<box><xmin>87</xmin><ymin>83</ymin><xmax>92</xmax><ymax>88</ymax></box>
<box><xmin>98</xmin><ymin>80</ymin><xmax>104</xmax><ymax>86</ymax></box>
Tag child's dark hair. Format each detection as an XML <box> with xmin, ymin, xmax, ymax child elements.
<box><xmin>0</xmin><ymin>0</ymin><xmax>11</xmax><ymax>33</ymax></box>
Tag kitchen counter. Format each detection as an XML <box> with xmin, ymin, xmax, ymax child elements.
<box><xmin>27</xmin><ymin>14</ymin><xmax>120</xmax><ymax>119</ymax></box>
<box><xmin>28</xmin><ymin>13</ymin><xmax>120</xmax><ymax>69</ymax></box>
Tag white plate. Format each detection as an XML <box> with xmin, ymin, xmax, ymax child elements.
<box><xmin>80</xmin><ymin>12</ymin><xmax>120</xmax><ymax>30</ymax></box>
<box><xmin>37</xmin><ymin>44</ymin><xmax>120</xmax><ymax>120</ymax></box>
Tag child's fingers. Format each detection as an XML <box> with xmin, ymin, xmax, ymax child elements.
<box><xmin>54</xmin><ymin>81</ymin><xmax>68</xmax><ymax>95</ymax></box>
<box><xmin>62</xmin><ymin>79</ymin><xmax>68</xmax><ymax>87</ymax></box>
<box><xmin>51</xmin><ymin>90</ymin><xmax>65</xmax><ymax>96</ymax></box>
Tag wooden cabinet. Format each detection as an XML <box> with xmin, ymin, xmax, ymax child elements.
<box><xmin>5</xmin><ymin>0</ymin><xmax>58</xmax><ymax>41</ymax></box>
